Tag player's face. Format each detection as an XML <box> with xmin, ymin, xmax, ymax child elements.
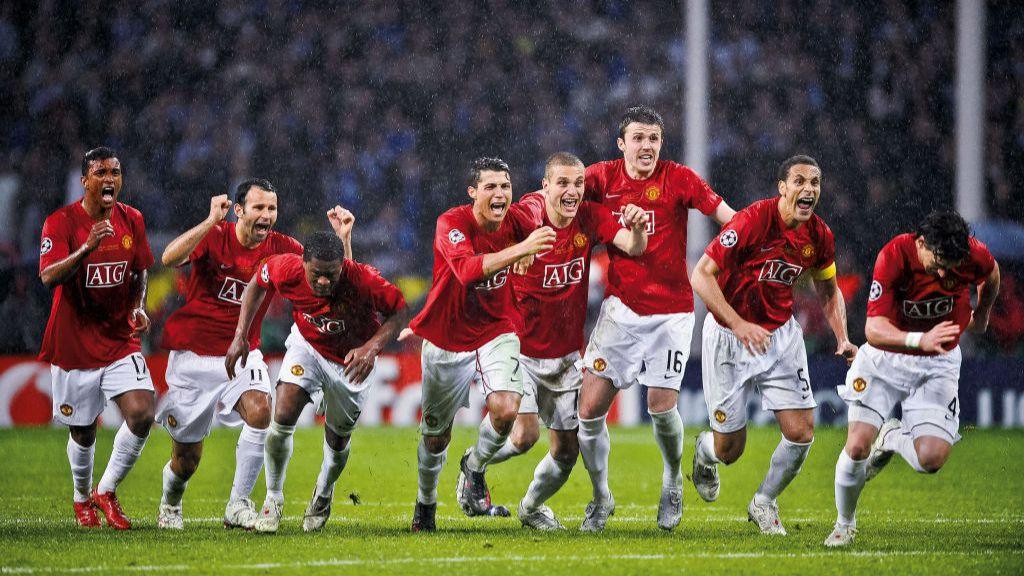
<box><xmin>617</xmin><ymin>123</ymin><xmax>662</xmax><ymax>176</ymax></box>
<box><xmin>915</xmin><ymin>236</ymin><xmax>963</xmax><ymax>278</ymax></box>
<box><xmin>542</xmin><ymin>164</ymin><xmax>585</xmax><ymax>220</ymax></box>
<box><xmin>235</xmin><ymin>187</ymin><xmax>278</xmax><ymax>243</ymax></box>
<box><xmin>468</xmin><ymin>170</ymin><xmax>513</xmax><ymax>226</ymax></box>
<box><xmin>80</xmin><ymin>158</ymin><xmax>123</xmax><ymax>209</ymax></box>
<box><xmin>777</xmin><ymin>164</ymin><xmax>821</xmax><ymax>223</ymax></box>
<box><xmin>303</xmin><ymin>257</ymin><xmax>343</xmax><ymax>297</ymax></box>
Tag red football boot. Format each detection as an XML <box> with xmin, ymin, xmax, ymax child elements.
<box><xmin>73</xmin><ymin>499</ymin><xmax>101</xmax><ymax>528</ymax></box>
<box><xmin>91</xmin><ymin>489</ymin><xmax>132</xmax><ymax>530</ymax></box>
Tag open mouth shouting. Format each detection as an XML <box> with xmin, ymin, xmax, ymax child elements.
<box><xmin>100</xmin><ymin>186</ymin><xmax>116</xmax><ymax>204</ymax></box>
<box><xmin>252</xmin><ymin>221</ymin><xmax>272</xmax><ymax>237</ymax></box>
<box><xmin>489</xmin><ymin>198</ymin><xmax>508</xmax><ymax>219</ymax></box>
<box><xmin>795</xmin><ymin>196</ymin><xmax>816</xmax><ymax>213</ymax></box>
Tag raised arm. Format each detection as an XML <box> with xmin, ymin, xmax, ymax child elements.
<box><xmin>691</xmin><ymin>254</ymin><xmax>771</xmax><ymax>354</ymax></box>
<box><xmin>224</xmin><ymin>276</ymin><xmax>269</xmax><ymax>379</ymax></box>
<box><xmin>711</xmin><ymin>201</ymin><xmax>736</xmax><ymax>226</ymax></box>
<box><xmin>812</xmin><ymin>274</ymin><xmax>857</xmax><ymax>364</ymax></box>
<box><xmin>480</xmin><ymin>227</ymin><xmax>556</xmax><ymax>278</ymax></box>
<box><xmin>162</xmin><ymin>195</ymin><xmax>231</xmax><ymax>267</ymax></box>
<box><xmin>327</xmin><ymin>205</ymin><xmax>355</xmax><ymax>260</ymax></box>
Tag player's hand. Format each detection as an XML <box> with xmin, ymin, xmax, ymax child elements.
<box><xmin>835</xmin><ymin>340</ymin><xmax>858</xmax><ymax>365</ymax></box>
<box><xmin>521</xmin><ymin>226</ymin><xmax>556</xmax><ymax>256</ymax></box>
<box><xmin>129</xmin><ymin>307</ymin><xmax>150</xmax><ymax>338</ymax></box>
<box><xmin>225</xmin><ymin>335</ymin><xmax>250</xmax><ymax>380</ymax></box>
<box><xmin>621</xmin><ymin>204</ymin><xmax>648</xmax><ymax>231</ymax></box>
<box><xmin>733</xmin><ymin>320</ymin><xmax>772</xmax><ymax>355</ymax></box>
<box><xmin>397</xmin><ymin>327</ymin><xmax>418</xmax><ymax>342</ymax></box>
<box><xmin>920</xmin><ymin>321</ymin><xmax>959</xmax><ymax>353</ymax></box>
<box><xmin>84</xmin><ymin>220</ymin><xmax>115</xmax><ymax>252</ymax></box>
<box><xmin>327</xmin><ymin>205</ymin><xmax>355</xmax><ymax>239</ymax></box>
<box><xmin>343</xmin><ymin>343</ymin><xmax>379</xmax><ymax>384</ymax></box>
<box><xmin>966</xmin><ymin>310</ymin><xmax>989</xmax><ymax>334</ymax></box>
<box><xmin>207</xmin><ymin>194</ymin><xmax>231</xmax><ymax>224</ymax></box>
<box><xmin>514</xmin><ymin>254</ymin><xmax>535</xmax><ymax>275</ymax></box>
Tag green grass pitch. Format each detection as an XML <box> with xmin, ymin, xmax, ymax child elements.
<box><xmin>1</xmin><ymin>426</ymin><xmax>1022</xmax><ymax>575</ymax></box>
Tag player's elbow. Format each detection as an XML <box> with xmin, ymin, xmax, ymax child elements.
<box><xmin>39</xmin><ymin>269</ymin><xmax>57</xmax><ymax>290</ymax></box>
<box><xmin>864</xmin><ymin>320</ymin><xmax>885</xmax><ymax>347</ymax></box>
<box><xmin>160</xmin><ymin>252</ymin><xmax>179</xmax><ymax>267</ymax></box>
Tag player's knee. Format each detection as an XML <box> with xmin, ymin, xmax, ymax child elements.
<box><xmin>917</xmin><ymin>451</ymin><xmax>947</xmax><ymax>474</ymax></box>
<box><xmin>511</xmin><ymin>427</ymin><xmax>539</xmax><ymax>452</ymax></box>
<box><xmin>423</xmin><ymin>433</ymin><xmax>450</xmax><ymax>454</ymax></box>
<box><xmin>123</xmin><ymin>409</ymin><xmax>154</xmax><ymax>437</ymax></box>
<box><xmin>718</xmin><ymin>443</ymin><xmax>744</xmax><ymax>465</ymax></box>
<box><xmin>176</xmin><ymin>453</ymin><xmax>202</xmax><ymax>478</ymax></box>
<box><xmin>551</xmin><ymin>443</ymin><xmax>579</xmax><ymax>466</ymax></box>
<box><xmin>69</xmin><ymin>425</ymin><xmax>97</xmax><ymax>447</ymax></box>
<box><xmin>783</xmin><ymin>429</ymin><xmax>814</xmax><ymax>445</ymax></box>
<box><xmin>844</xmin><ymin>442</ymin><xmax>872</xmax><ymax>461</ymax></box>
<box><xmin>245</xmin><ymin>401</ymin><xmax>272</xmax><ymax>429</ymax></box>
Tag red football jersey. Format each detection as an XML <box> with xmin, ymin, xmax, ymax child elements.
<box><xmin>161</xmin><ymin>222</ymin><xmax>303</xmax><ymax>356</ymax></box>
<box><xmin>585</xmin><ymin>159</ymin><xmax>722</xmax><ymax>315</ymax></box>
<box><xmin>256</xmin><ymin>254</ymin><xmax>405</xmax><ymax>364</ymax></box>
<box><xmin>410</xmin><ymin>201</ymin><xmax>541</xmax><ymax>352</ymax></box>
<box><xmin>704</xmin><ymin>197</ymin><xmax>836</xmax><ymax>331</ymax></box>
<box><xmin>38</xmin><ymin>200</ymin><xmax>155</xmax><ymax>370</ymax></box>
<box><xmin>512</xmin><ymin>193</ymin><xmax>622</xmax><ymax>358</ymax></box>
<box><xmin>867</xmin><ymin>233</ymin><xmax>995</xmax><ymax>356</ymax></box>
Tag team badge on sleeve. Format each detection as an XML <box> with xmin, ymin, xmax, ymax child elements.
<box><xmin>260</xmin><ymin>264</ymin><xmax>270</xmax><ymax>284</ymax></box>
<box><xmin>40</xmin><ymin>238</ymin><xmax>52</xmax><ymax>255</ymax></box>
<box><xmin>869</xmin><ymin>280</ymin><xmax>883</xmax><ymax>301</ymax></box>
<box><xmin>719</xmin><ymin>230</ymin><xmax>738</xmax><ymax>248</ymax></box>
<box><xmin>448</xmin><ymin>229</ymin><xmax>466</xmax><ymax>245</ymax></box>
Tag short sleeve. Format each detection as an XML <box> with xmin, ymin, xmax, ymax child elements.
<box><xmin>352</xmin><ymin>262</ymin><xmax>407</xmax><ymax>316</ymax></box>
<box><xmin>584</xmin><ymin>163</ymin><xmax>607</xmax><ymax>203</ymax></box>
<box><xmin>674</xmin><ymin>164</ymin><xmax>722</xmax><ymax>215</ymax></box>
<box><xmin>39</xmin><ymin>212</ymin><xmax>72</xmax><ymax>273</ymax></box>
<box><xmin>511</xmin><ymin>192</ymin><xmax>545</xmax><ymax>234</ymax></box>
<box><xmin>866</xmin><ymin>242</ymin><xmax>902</xmax><ymax>318</ymax></box>
<box><xmin>130</xmin><ymin>209</ymin><xmax>155</xmax><ymax>271</ymax></box>
<box><xmin>257</xmin><ymin>254</ymin><xmax>285</xmax><ymax>290</ymax></box>
<box><xmin>437</xmin><ymin>211</ymin><xmax>485</xmax><ymax>285</ymax></box>
<box><xmin>583</xmin><ymin>201</ymin><xmax>622</xmax><ymax>244</ymax></box>
<box><xmin>811</xmin><ymin>224</ymin><xmax>837</xmax><ymax>280</ymax></box>
<box><xmin>704</xmin><ymin>208</ymin><xmax>754</xmax><ymax>271</ymax></box>
<box><xmin>968</xmin><ymin>238</ymin><xmax>996</xmax><ymax>282</ymax></box>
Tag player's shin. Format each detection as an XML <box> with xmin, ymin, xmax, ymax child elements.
<box><xmin>650</xmin><ymin>407</ymin><xmax>685</xmax><ymax>487</ymax></box>
<box><xmin>880</xmin><ymin>426</ymin><xmax>927</xmax><ymax>473</ymax></box>
<box><xmin>97</xmin><ymin>423</ymin><xmax>148</xmax><ymax>494</ymax></box>
<box><xmin>161</xmin><ymin>462</ymin><xmax>187</xmax><ymax>506</ymax></box>
<box><xmin>417</xmin><ymin>439</ymin><xmax>447</xmax><ymax>505</ymax></box>
<box><xmin>755</xmin><ymin>436</ymin><xmax>812</xmax><ymax>504</ymax></box>
<box><xmin>578</xmin><ymin>415</ymin><xmax>612</xmax><ymax>502</ymax></box>
<box><xmin>834</xmin><ymin>450</ymin><xmax>867</xmax><ymax>526</ymax></box>
<box><xmin>67</xmin><ymin>436</ymin><xmax>95</xmax><ymax>503</ymax></box>
<box><xmin>315</xmin><ymin>438</ymin><xmax>351</xmax><ymax>497</ymax></box>
<box><xmin>230</xmin><ymin>425</ymin><xmax>267</xmax><ymax>502</ymax></box>
<box><xmin>263</xmin><ymin>422</ymin><xmax>295</xmax><ymax>502</ymax></box>
<box><xmin>486</xmin><ymin>440</ymin><xmax>525</xmax><ymax>466</ymax></box>
<box><xmin>521</xmin><ymin>453</ymin><xmax>573</xmax><ymax>511</ymax></box>
<box><xmin>467</xmin><ymin>416</ymin><xmax>508</xmax><ymax>472</ymax></box>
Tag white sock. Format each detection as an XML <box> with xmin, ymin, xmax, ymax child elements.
<box><xmin>521</xmin><ymin>453</ymin><xmax>574</xmax><ymax>510</ymax></box>
<box><xmin>650</xmin><ymin>408</ymin><xmax>684</xmax><ymax>488</ymax></box>
<box><xmin>578</xmin><ymin>415</ymin><xmax>612</xmax><ymax>503</ymax></box>
<box><xmin>264</xmin><ymin>422</ymin><xmax>295</xmax><ymax>502</ymax></box>
<box><xmin>834</xmin><ymin>450</ymin><xmax>867</xmax><ymax>526</ymax></box>
<box><xmin>755</xmin><ymin>436</ymin><xmax>813</xmax><ymax>503</ymax></box>
<box><xmin>67</xmin><ymin>436</ymin><xmax>94</xmax><ymax>503</ymax></box>
<box><xmin>486</xmin><ymin>439</ymin><xmax>526</xmax><ymax>466</ymax></box>
<box><xmin>881</xmin><ymin>427</ymin><xmax>927</xmax><ymax>473</ymax></box>
<box><xmin>97</xmin><ymin>423</ymin><xmax>148</xmax><ymax>494</ymax></box>
<box><xmin>416</xmin><ymin>439</ymin><xmax>447</xmax><ymax>505</ymax></box>
<box><xmin>229</xmin><ymin>425</ymin><xmax>267</xmax><ymax>501</ymax></box>
<box><xmin>696</xmin><ymin>431</ymin><xmax>721</xmax><ymax>465</ymax></box>
<box><xmin>161</xmin><ymin>461</ymin><xmax>187</xmax><ymax>507</ymax></box>
<box><xmin>467</xmin><ymin>416</ymin><xmax>508</xmax><ymax>472</ymax></box>
<box><xmin>315</xmin><ymin>439</ymin><xmax>351</xmax><ymax>497</ymax></box>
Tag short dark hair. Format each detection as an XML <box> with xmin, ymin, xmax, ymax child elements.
<box><xmin>234</xmin><ymin>178</ymin><xmax>277</xmax><ymax>209</ymax></box>
<box><xmin>302</xmin><ymin>231</ymin><xmax>345</xmax><ymax>263</ymax></box>
<box><xmin>544</xmin><ymin>151</ymin><xmax>585</xmax><ymax>179</ymax></box>
<box><xmin>618</xmin><ymin>105</ymin><xmax>665</xmax><ymax>139</ymax></box>
<box><xmin>915</xmin><ymin>211</ymin><xmax>971</xmax><ymax>263</ymax></box>
<box><xmin>777</xmin><ymin>155</ymin><xmax>820</xmax><ymax>182</ymax></box>
<box><xmin>467</xmin><ymin>157</ymin><xmax>510</xmax><ymax>187</ymax></box>
<box><xmin>81</xmin><ymin>147</ymin><xmax>119</xmax><ymax>176</ymax></box>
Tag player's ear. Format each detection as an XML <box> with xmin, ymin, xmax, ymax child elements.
<box><xmin>777</xmin><ymin>179</ymin><xmax>786</xmax><ymax>196</ymax></box>
<box><xmin>617</xmin><ymin>138</ymin><xmax>626</xmax><ymax>153</ymax></box>
<box><xmin>467</xmin><ymin>186</ymin><xmax>477</xmax><ymax>201</ymax></box>
<box><xmin>233</xmin><ymin>201</ymin><xmax>244</xmax><ymax>218</ymax></box>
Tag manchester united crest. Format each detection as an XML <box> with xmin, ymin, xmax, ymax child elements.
<box><xmin>593</xmin><ymin>358</ymin><xmax>607</xmax><ymax>372</ymax></box>
<box><xmin>167</xmin><ymin>414</ymin><xmax>178</xmax><ymax>428</ymax></box>
<box><xmin>645</xmin><ymin>186</ymin><xmax>660</xmax><ymax>201</ymax></box>
<box><xmin>714</xmin><ymin>409</ymin><xmax>727</xmax><ymax>424</ymax></box>
<box><xmin>291</xmin><ymin>364</ymin><xmax>305</xmax><ymax>376</ymax></box>
<box><xmin>121</xmin><ymin>235</ymin><xmax>133</xmax><ymax>249</ymax></box>
<box><xmin>60</xmin><ymin>404</ymin><xmax>74</xmax><ymax>417</ymax></box>
<box><xmin>573</xmin><ymin>233</ymin><xmax>587</xmax><ymax>248</ymax></box>
<box><xmin>852</xmin><ymin>377</ymin><xmax>867</xmax><ymax>392</ymax></box>
<box><xmin>802</xmin><ymin>244</ymin><xmax>815</xmax><ymax>259</ymax></box>
<box><xmin>942</xmin><ymin>276</ymin><xmax>958</xmax><ymax>291</ymax></box>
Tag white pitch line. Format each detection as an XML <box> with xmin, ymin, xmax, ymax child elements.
<box><xmin>2</xmin><ymin>549</ymin><xmax>1023</xmax><ymax>574</ymax></box>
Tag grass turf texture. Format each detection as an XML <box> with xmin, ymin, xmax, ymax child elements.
<box><xmin>1</xmin><ymin>426</ymin><xmax>1022</xmax><ymax>575</ymax></box>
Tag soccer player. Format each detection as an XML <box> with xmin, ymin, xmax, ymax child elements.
<box><xmin>479</xmin><ymin>152</ymin><xmax>648</xmax><ymax>530</ymax></box>
<box><xmin>403</xmin><ymin>157</ymin><xmax>555</xmax><ymax>532</ymax></box>
<box><xmin>155</xmin><ymin>178</ymin><xmax>356</xmax><ymax>530</ymax></box>
<box><xmin>689</xmin><ymin>155</ymin><xmax>858</xmax><ymax>535</ymax></box>
<box><xmin>224</xmin><ymin>231</ymin><xmax>407</xmax><ymax>533</ymax></box>
<box><xmin>577</xmin><ymin>105</ymin><xmax>735</xmax><ymax>531</ymax></box>
<box><xmin>825</xmin><ymin>211</ymin><xmax>1000</xmax><ymax>547</ymax></box>
<box><xmin>38</xmin><ymin>147</ymin><xmax>155</xmax><ymax>529</ymax></box>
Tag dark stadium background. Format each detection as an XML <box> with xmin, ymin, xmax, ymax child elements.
<box><xmin>0</xmin><ymin>1</ymin><xmax>1020</xmax><ymax>426</ymax></box>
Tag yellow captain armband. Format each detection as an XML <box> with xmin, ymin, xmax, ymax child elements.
<box><xmin>812</xmin><ymin>262</ymin><xmax>837</xmax><ymax>281</ymax></box>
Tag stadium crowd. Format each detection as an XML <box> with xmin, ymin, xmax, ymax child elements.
<box><xmin>0</xmin><ymin>0</ymin><xmax>1020</xmax><ymax>355</ymax></box>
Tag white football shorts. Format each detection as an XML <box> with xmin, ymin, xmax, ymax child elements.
<box><xmin>276</xmin><ymin>325</ymin><xmax>372</xmax><ymax>437</ymax></box>
<box><xmin>583</xmin><ymin>296</ymin><xmax>695</xmax><ymax>391</ymax></box>
<box><xmin>518</xmin><ymin>351</ymin><xmax>582</xmax><ymax>431</ymax></box>
<box><xmin>50</xmin><ymin>352</ymin><xmax>155</xmax><ymax>426</ymax></box>
<box><xmin>840</xmin><ymin>343</ymin><xmax>962</xmax><ymax>443</ymax></box>
<box><xmin>701</xmin><ymin>314</ymin><xmax>815</xmax><ymax>433</ymax></box>
<box><xmin>419</xmin><ymin>332</ymin><xmax>522</xmax><ymax>436</ymax></box>
<box><xmin>156</xmin><ymin>349</ymin><xmax>272</xmax><ymax>444</ymax></box>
